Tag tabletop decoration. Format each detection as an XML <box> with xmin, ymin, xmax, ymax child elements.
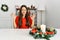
<box><xmin>29</xmin><ymin>26</ymin><xmax>57</xmax><ymax>40</ymax></box>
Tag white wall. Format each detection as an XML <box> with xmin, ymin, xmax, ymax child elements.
<box><xmin>0</xmin><ymin>0</ymin><xmax>15</xmax><ymax>28</ymax></box>
<box><xmin>46</xmin><ymin>0</ymin><xmax>60</xmax><ymax>28</ymax></box>
<box><xmin>0</xmin><ymin>0</ymin><xmax>46</xmax><ymax>28</ymax></box>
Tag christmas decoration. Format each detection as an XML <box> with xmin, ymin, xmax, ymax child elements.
<box><xmin>29</xmin><ymin>27</ymin><xmax>57</xmax><ymax>40</ymax></box>
<box><xmin>1</xmin><ymin>4</ymin><xmax>8</xmax><ymax>12</ymax></box>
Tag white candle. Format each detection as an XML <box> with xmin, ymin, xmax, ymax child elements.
<box><xmin>40</xmin><ymin>24</ymin><xmax>46</xmax><ymax>33</ymax></box>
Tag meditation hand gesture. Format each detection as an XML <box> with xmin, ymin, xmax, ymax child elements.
<box><xmin>11</xmin><ymin>13</ymin><xmax>16</xmax><ymax>17</ymax></box>
<box><xmin>30</xmin><ymin>14</ymin><xmax>36</xmax><ymax>20</ymax></box>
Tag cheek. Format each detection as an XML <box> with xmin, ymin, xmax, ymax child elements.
<box><xmin>22</xmin><ymin>11</ymin><xmax>27</xmax><ymax>14</ymax></box>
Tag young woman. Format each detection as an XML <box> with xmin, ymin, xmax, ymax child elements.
<box><xmin>13</xmin><ymin>5</ymin><xmax>35</xmax><ymax>29</ymax></box>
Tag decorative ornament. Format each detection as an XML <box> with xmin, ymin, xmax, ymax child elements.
<box><xmin>29</xmin><ymin>27</ymin><xmax>57</xmax><ymax>40</ymax></box>
<box><xmin>1</xmin><ymin>4</ymin><xmax>8</xmax><ymax>12</ymax></box>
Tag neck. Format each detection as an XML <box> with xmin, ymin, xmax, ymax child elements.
<box><xmin>23</xmin><ymin>15</ymin><xmax>25</xmax><ymax>18</ymax></box>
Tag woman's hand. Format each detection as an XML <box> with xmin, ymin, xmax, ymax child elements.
<box><xmin>30</xmin><ymin>14</ymin><xmax>36</xmax><ymax>20</ymax></box>
<box><xmin>11</xmin><ymin>13</ymin><xmax>16</xmax><ymax>18</ymax></box>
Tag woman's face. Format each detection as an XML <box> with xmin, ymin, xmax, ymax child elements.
<box><xmin>21</xmin><ymin>7</ymin><xmax>27</xmax><ymax>15</ymax></box>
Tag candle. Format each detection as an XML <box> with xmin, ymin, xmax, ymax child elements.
<box><xmin>40</xmin><ymin>24</ymin><xmax>46</xmax><ymax>33</ymax></box>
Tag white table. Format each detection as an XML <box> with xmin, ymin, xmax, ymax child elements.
<box><xmin>0</xmin><ymin>29</ymin><xmax>60</xmax><ymax>40</ymax></box>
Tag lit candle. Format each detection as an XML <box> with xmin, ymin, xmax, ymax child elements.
<box><xmin>40</xmin><ymin>24</ymin><xmax>46</xmax><ymax>33</ymax></box>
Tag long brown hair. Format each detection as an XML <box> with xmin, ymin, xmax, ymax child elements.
<box><xmin>18</xmin><ymin>5</ymin><xmax>30</xmax><ymax>28</ymax></box>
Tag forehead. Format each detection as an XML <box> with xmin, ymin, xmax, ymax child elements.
<box><xmin>22</xmin><ymin>7</ymin><xmax>26</xmax><ymax>9</ymax></box>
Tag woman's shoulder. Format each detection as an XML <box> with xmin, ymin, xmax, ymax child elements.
<box><xmin>28</xmin><ymin>16</ymin><xmax>32</xmax><ymax>20</ymax></box>
<box><xmin>15</xmin><ymin>16</ymin><xmax>19</xmax><ymax>20</ymax></box>
<box><xmin>28</xmin><ymin>16</ymin><xmax>31</xmax><ymax>18</ymax></box>
<box><xmin>16</xmin><ymin>16</ymin><xmax>19</xmax><ymax>18</ymax></box>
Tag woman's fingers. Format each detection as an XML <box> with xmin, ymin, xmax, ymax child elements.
<box><xmin>30</xmin><ymin>14</ymin><xmax>36</xmax><ymax>20</ymax></box>
<box><xmin>32</xmin><ymin>14</ymin><xmax>36</xmax><ymax>19</ymax></box>
<box><xmin>11</xmin><ymin>13</ymin><xmax>16</xmax><ymax>17</ymax></box>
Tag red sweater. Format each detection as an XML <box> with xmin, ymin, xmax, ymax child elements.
<box><xmin>15</xmin><ymin>16</ymin><xmax>32</xmax><ymax>29</ymax></box>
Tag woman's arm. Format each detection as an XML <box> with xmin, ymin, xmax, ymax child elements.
<box><xmin>30</xmin><ymin>14</ymin><xmax>36</xmax><ymax>28</ymax></box>
<box><xmin>13</xmin><ymin>16</ymin><xmax>17</xmax><ymax>28</ymax></box>
<box><xmin>11</xmin><ymin>13</ymin><xmax>17</xmax><ymax>28</ymax></box>
<box><xmin>31</xmin><ymin>19</ymin><xmax>34</xmax><ymax>27</ymax></box>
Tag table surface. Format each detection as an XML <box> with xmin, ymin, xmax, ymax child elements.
<box><xmin>0</xmin><ymin>29</ymin><xmax>60</xmax><ymax>40</ymax></box>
